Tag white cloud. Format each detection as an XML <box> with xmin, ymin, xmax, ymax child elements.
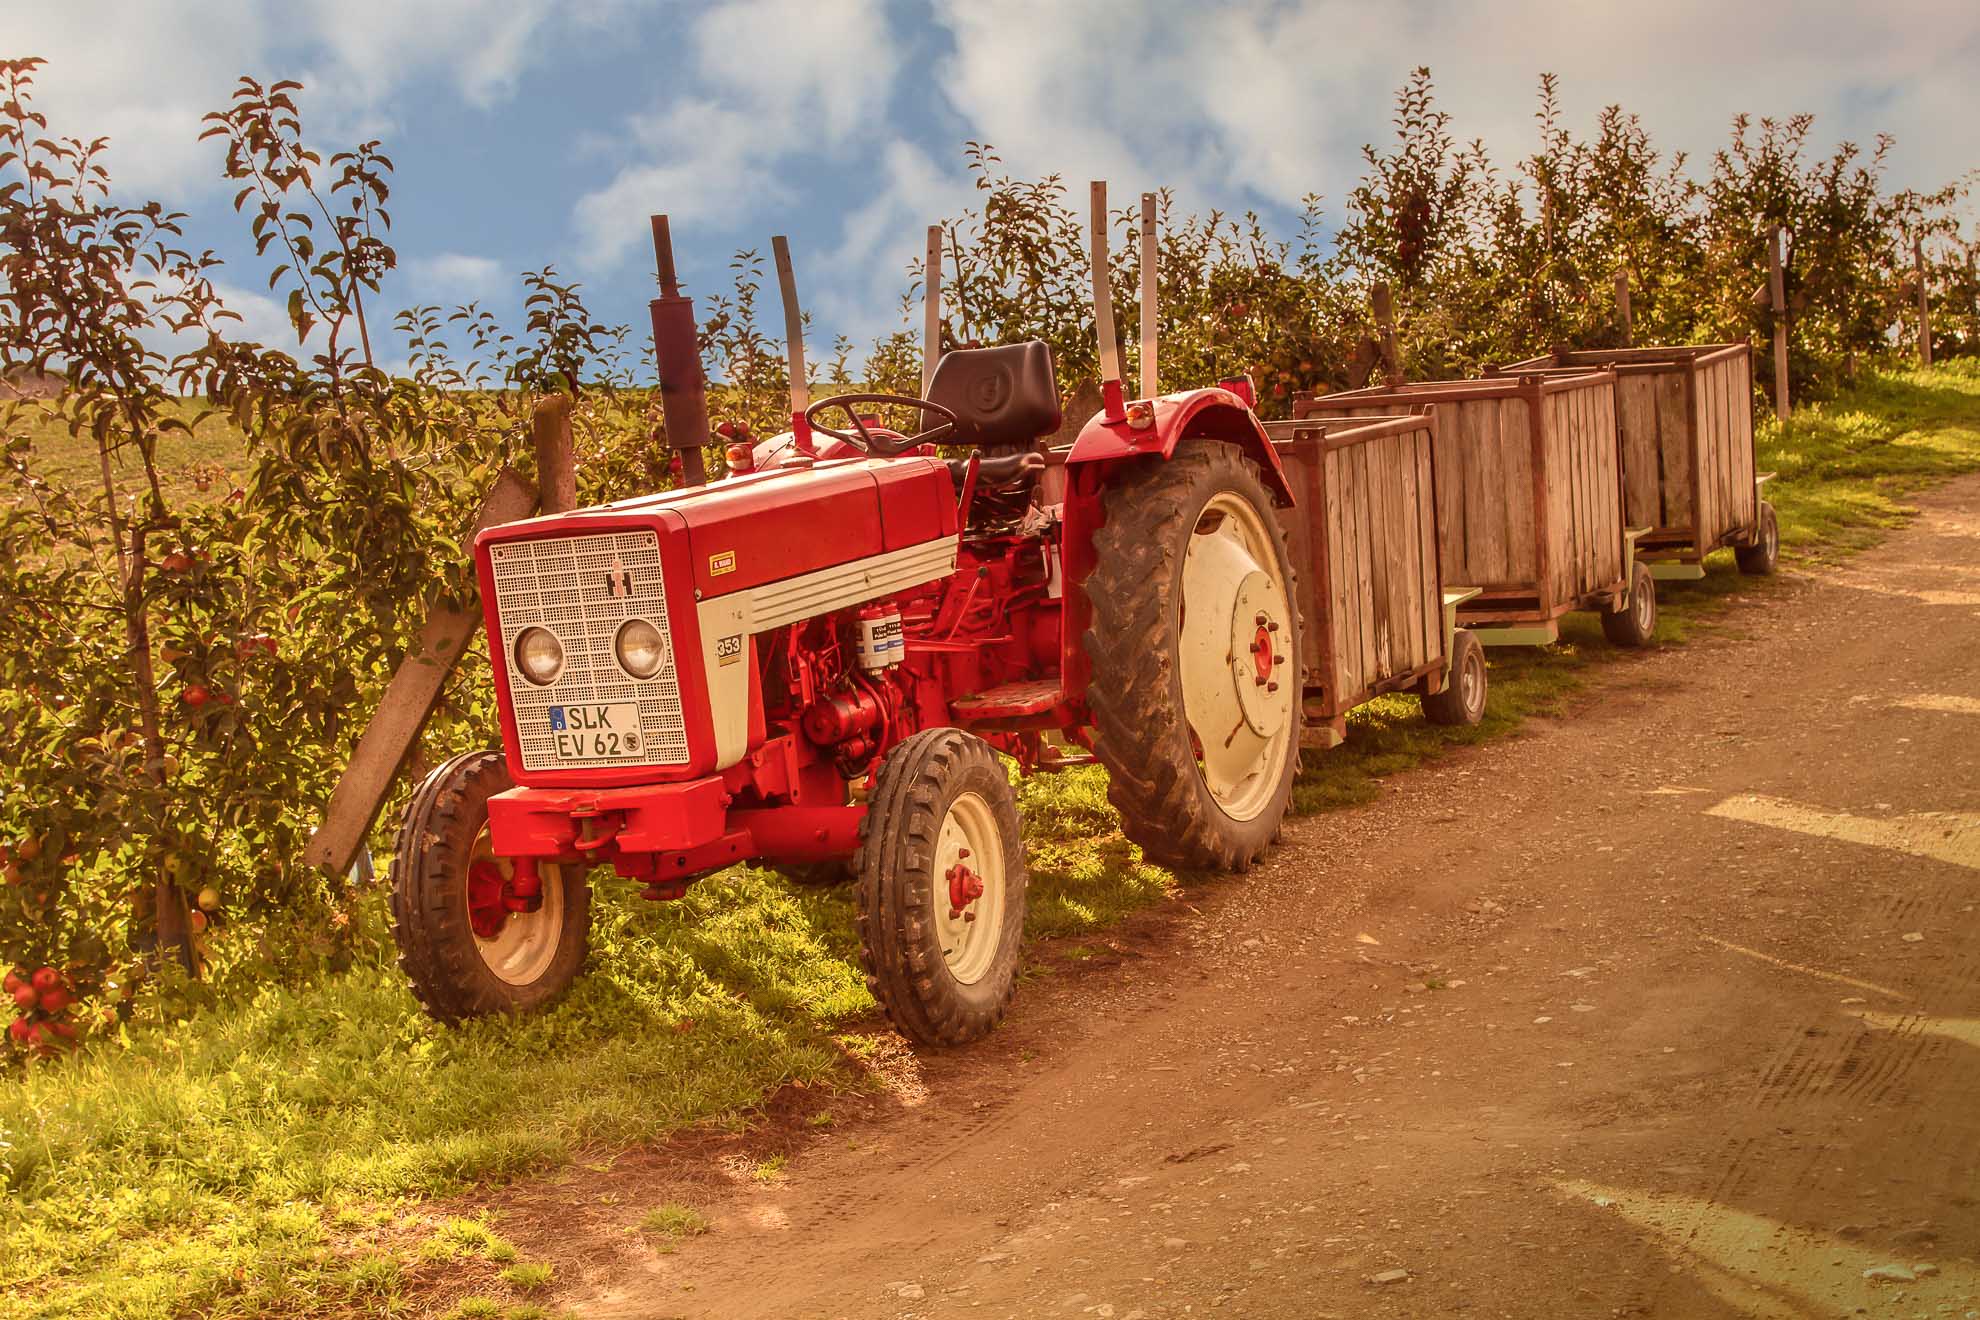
<box><xmin>8</xmin><ymin>0</ymin><xmax>621</xmax><ymax>199</ymax></box>
<box><xmin>570</xmin><ymin>0</ymin><xmax>900</xmax><ymax>268</ymax></box>
<box><xmin>406</xmin><ymin>252</ymin><xmax>505</xmax><ymax>300</ymax></box>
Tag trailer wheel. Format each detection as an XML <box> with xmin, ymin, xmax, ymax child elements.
<box><xmin>1422</xmin><ymin>630</ymin><xmax>1488</xmax><ymax>726</ymax></box>
<box><xmin>1601</xmin><ymin>561</ymin><xmax>1659</xmax><ymax>648</ymax></box>
<box><xmin>390</xmin><ymin>751</ymin><xmax>590</xmax><ymax>1023</ymax></box>
<box><xmin>1083</xmin><ymin>442</ymin><xmax>1300</xmax><ymax>871</ymax></box>
<box><xmin>1735</xmin><ymin>500</ymin><xmax>1779</xmax><ymax>576</ymax></box>
<box><xmin>854</xmin><ymin>729</ymin><xmax>1026</xmax><ymax>1046</ymax></box>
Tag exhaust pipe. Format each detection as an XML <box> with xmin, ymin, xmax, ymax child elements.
<box><xmin>1140</xmin><ymin>191</ymin><xmax>1158</xmax><ymax>399</ymax></box>
<box><xmin>647</xmin><ymin>215</ymin><xmax>710</xmax><ymax>487</ymax></box>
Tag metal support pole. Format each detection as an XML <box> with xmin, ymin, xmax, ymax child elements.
<box><xmin>771</xmin><ymin>235</ymin><xmax>814</xmax><ymax>454</ymax></box>
<box><xmin>1139</xmin><ymin>192</ymin><xmax>1158</xmax><ymax>399</ymax></box>
<box><xmin>1090</xmin><ymin>181</ymin><xmax>1125</xmax><ymax>420</ymax></box>
<box><xmin>923</xmin><ymin>225</ymin><xmax>943</xmax><ymax>398</ymax></box>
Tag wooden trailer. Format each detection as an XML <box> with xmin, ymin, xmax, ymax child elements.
<box><xmin>1290</xmin><ymin>372</ymin><xmax>1655</xmax><ymax>649</ymax></box>
<box><xmin>1261</xmin><ymin>412</ymin><xmax>1486</xmax><ymax>747</ymax></box>
<box><xmin>1494</xmin><ymin>343</ymin><xmax>1776</xmax><ymax>579</ymax></box>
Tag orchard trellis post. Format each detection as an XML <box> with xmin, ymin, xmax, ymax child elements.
<box><xmin>1614</xmin><ymin>269</ymin><xmax>1633</xmax><ymax>347</ymax></box>
<box><xmin>1914</xmin><ymin>230</ymin><xmax>1933</xmax><ymax>367</ymax></box>
<box><xmin>1767</xmin><ymin>225</ymin><xmax>1790</xmax><ymax>421</ymax></box>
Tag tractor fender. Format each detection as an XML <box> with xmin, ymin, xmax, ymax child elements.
<box><xmin>1062</xmin><ymin>387</ymin><xmax>1294</xmax><ymax>505</ymax></box>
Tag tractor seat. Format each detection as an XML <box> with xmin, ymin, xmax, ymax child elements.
<box><xmin>926</xmin><ymin>341</ymin><xmax>1062</xmax><ymax>449</ymax></box>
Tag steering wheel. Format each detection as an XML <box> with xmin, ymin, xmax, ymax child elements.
<box><xmin>804</xmin><ymin>393</ymin><xmax>957</xmax><ymax>456</ymax></box>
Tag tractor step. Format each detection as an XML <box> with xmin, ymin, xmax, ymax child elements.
<box><xmin>951</xmin><ymin>679</ymin><xmax>1063</xmax><ymax>722</ymax></box>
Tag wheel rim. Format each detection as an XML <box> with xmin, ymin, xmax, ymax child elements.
<box><xmin>1764</xmin><ymin>513</ymin><xmax>1778</xmax><ymax>558</ymax></box>
<box><xmin>932</xmin><ymin>790</ymin><xmax>1006</xmax><ymax>986</ymax></box>
<box><xmin>1634</xmin><ymin>576</ymin><xmax>1654</xmax><ymax>632</ymax></box>
<box><xmin>1461</xmin><ymin>647</ymin><xmax>1486</xmax><ymax>718</ymax></box>
<box><xmin>1176</xmin><ymin>491</ymin><xmax>1296</xmax><ymax>821</ymax></box>
<box><xmin>466</xmin><ymin>828</ymin><xmax>565</xmax><ymax>987</ymax></box>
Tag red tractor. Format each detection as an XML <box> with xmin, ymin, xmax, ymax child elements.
<box><xmin>390</xmin><ymin>190</ymin><xmax>1468</xmax><ymax>1044</ymax></box>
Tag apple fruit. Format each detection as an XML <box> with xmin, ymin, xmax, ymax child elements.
<box><xmin>6</xmin><ymin>1018</ymin><xmax>27</xmax><ymax>1043</ymax></box>
<box><xmin>182</xmin><ymin>685</ymin><xmax>211</xmax><ymax>708</ymax></box>
<box><xmin>11</xmin><ymin>985</ymin><xmax>35</xmax><ymax>1012</ymax></box>
<box><xmin>160</xmin><ymin>551</ymin><xmax>194</xmax><ymax>574</ymax></box>
<box><xmin>31</xmin><ymin>967</ymin><xmax>59</xmax><ymax>993</ymax></box>
<box><xmin>16</xmin><ymin>835</ymin><xmax>42</xmax><ymax>863</ymax></box>
<box><xmin>39</xmin><ymin>988</ymin><xmax>70</xmax><ymax>1014</ymax></box>
<box><xmin>189</xmin><ymin>910</ymin><xmax>209</xmax><ymax>934</ymax></box>
<box><xmin>1</xmin><ymin>971</ymin><xmax>19</xmax><ymax>994</ymax></box>
<box><xmin>197</xmin><ymin>887</ymin><xmax>220</xmax><ymax>912</ymax></box>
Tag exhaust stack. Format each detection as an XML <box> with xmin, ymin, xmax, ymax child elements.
<box><xmin>1089</xmin><ymin>181</ymin><xmax>1126</xmax><ymax>421</ymax></box>
<box><xmin>771</xmin><ymin>235</ymin><xmax>816</xmax><ymax>456</ymax></box>
<box><xmin>647</xmin><ymin>215</ymin><xmax>711</xmax><ymax>487</ymax></box>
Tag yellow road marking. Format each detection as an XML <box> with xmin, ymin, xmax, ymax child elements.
<box><xmin>1699</xmin><ymin>935</ymin><xmax>1908</xmax><ymax>1001</ymax></box>
<box><xmin>1707</xmin><ymin>794</ymin><xmax>1980</xmax><ymax>870</ymax></box>
<box><xmin>1851</xmin><ymin>1008</ymin><xmax>1980</xmax><ymax>1049</ymax></box>
<box><xmin>1559</xmin><ymin>1181</ymin><xmax>1979</xmax><ymax>1315</ymax></box>
<box><xmin>1895</xmin><ymin>693</ymin><xmax>1980</xmax><ymax>716</ymax></box>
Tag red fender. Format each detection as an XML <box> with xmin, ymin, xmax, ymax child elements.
<box><xmin>1062</xmin><ymin>387</ymin><xmax>1294</xmax><ymax>505</ymax></box>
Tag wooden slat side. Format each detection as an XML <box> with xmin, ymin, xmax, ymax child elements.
<box><xmin>1369</xmin><ymin>437</ymin><xmax>1395</xmax><ymax>678</ymax></box>
<box><xmin>1395</xmin><ymin>429</ymin><xmax>1426</xmax><ymax>671</ymax></box>
<box><xmin>1692</xmin><ymin>359</ymin><xmax>1717</xmax><ymax>546</ymax></box>
<box><xmin>1594</xmin><ymin>380</ymin><xmax>1625</xmax><ymax>588</ymax></box>
<box><xmin>1655</xmin><ymin>370</ymin><xmax>1693</xmax><ymax>535</ymax></box>
<box><xmin>1353</xmin><ymin>440</ymin><xmax>1378</xmax><ymax>688</ymax></box>
<box><xmin>1450</xmin><ymin>398</ymin><xmax>1489</xmax><ymax>586</ymax></box>
<box><xmin>1730</xmin><ymin>347</ymin><xmax>1757</xmax><ymax>527</ymax></box>
<box><xmin>1616</xmin><ymin>372</ymin><xmax>1660</xmax><ymax>529</ymax></box>
<box><xmin>1324</xmin><ymin>445</ymin><xmax>1358</xmax><ymax>702</ymax></box>
<box><xmin>1386</xmin><ymin>431</ymin><xmax>1415</xmax><ymax>675</ymax></box>
<box><xmin>1431</xmin><ymin>402</ymin><xmax>1467</xmax><ymax>586</ymax></box>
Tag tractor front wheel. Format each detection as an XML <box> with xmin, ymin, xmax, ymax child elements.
<box><xmin>1083</xmin><ymin>442</ymin><xmax>1301</xmax><ymax>871</ymax></box>
<box><xmin>855</xmin><ymin>729</ymin><xmax>1026</xmax><ymax>1047</ymax></box>
<box><xmin>390</xmin><ymin>751</ymin><xmax>590</xmax><ymax>1023</ymax></box>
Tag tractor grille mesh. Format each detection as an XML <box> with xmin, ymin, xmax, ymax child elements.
<box><xmin>488</xmin><ymin>530</ymin><xmax>691</xmax><ymax>771</ymax></box>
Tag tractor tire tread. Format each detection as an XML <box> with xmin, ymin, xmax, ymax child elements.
<box><xmin>1081</xmin><ymin>443</ymin><xmax>1299</xmax><ymax>871</ymax></box>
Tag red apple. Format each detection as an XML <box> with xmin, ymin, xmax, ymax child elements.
<box><xmin>160</xmin><ymin>551</ymin><xmax>194</xmax><ymax>574</ymax></box>
<box><xmin>182</xmin><ymin>685</ymin><xmax>211</xmax><ymax>708</ymax></box>
<box><xmin>39</xmin><ymin>988</ymin><xmax>70</xmax><ymax>1014</ymax></box>
<box><xmin>11</xmin><ymin>985</ymin><xmax>35</xmax><ymax>1012</ymax></box>
<box><xmin>2</xmin><ymin>971</ymin><xmax>20</xmax><ymax>994</ymax></box>
<box><xmin>31</xmin><ymin>967</ymin><xmax>59</xmax><ymax>993</ymax></box>
<box><xmin>16</xmin><ymin>835</ymin><xmax>42</xmax><ymax>862</ymax></box>
<box><xmin>6</xmin><ymin>1018</ymin><xmax>27</xmax><ymax>1043</ymax></box>
<box><xmin>189</xmin><ymin>910</ymin><xmax>209</xmax><ymax>934</ymax></box>
<box><xmin>48</xmin><ymin>1021</ymin><xmax>75</xmax><ymax>1041</ymax></box>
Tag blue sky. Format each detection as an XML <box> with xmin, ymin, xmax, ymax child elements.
<box><xmin>14</xmin><ymin>0</ymin><xmax>1979</xmax><ymax>378</ymax></box>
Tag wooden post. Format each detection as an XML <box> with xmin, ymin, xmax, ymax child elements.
<box><xmin>1139</xmin><ymin>192</ymin><xmax>1158</xmax><ymax>398</ymax></box>
<box><xmin>1767</xmin><ymin>226</ymin><xmax>1790</xmax><ymax>422</ymax></box>
<box><xmin>922</xmin><ymin>224</ymin><xmax>943</xmax><ymax>398</ymax></box>
<box><xmin>1089</xmin><ymin>181</ymin><xmax>1125</xmax><ymax>420</ymax></box>
<box><xmin>1914</xmin><ymin>231</ymin><xmax>1933</xmax><ymax>367</ymax></box>
<box><xmin>1372</xmin><ymin>282</ymin><xmax>1403</xmax><ymax>386</ymax></box>
<box><xmin>530</xmin><ymin>395</ymin><xmax>576</xmax><ymax>515</ymax></box>
<box><xmin>1613</xmin><ymin>268</ymin><xmax>1633</xmax><ymax>347</ymax></box>
<box><xmin>304</xmin><ymin>467</ymin><xmax>540</xmax><ymax>874</ymax></box>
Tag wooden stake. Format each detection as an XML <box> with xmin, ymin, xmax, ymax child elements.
<box><xmin>1914</xmin><ymin>231</ymin><xmax>1933</xmax><ymax>367</ymax></box>
<box><xmin>530</xmin><ymin>395</ymin><xmax>576</xmax><ymax>515</ymax></box>
<box><xmin>304</xmin><ymin>467</ymin><xmax>540</xmax><ymax>874</ymax></box>
<box><xmin>1139</xmin><ymin>192</ymin><xmax>1158</xmax><ymax>398</ymax></box>
<box><xmin>1768</xmin><ymin>226</ymin><xmax>1790</xmax><ymax>422</ymax></box>
<box><xmin>1613</xmin><ymin>268</ymin><xmax>1633</xmax><ymax>347</ymax></box>
<box><xmin>922</xmin><ymin>224</ymin><xmax>943</xmax><ymax>397</ymax></box>
<box><xmin>1372</xmin><ymin>282</ymin><xmax>1403</xmax><ymax>386</ymax></box>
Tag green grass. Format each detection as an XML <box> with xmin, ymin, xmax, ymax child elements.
<box><xmin>1</xmin><ymin>363</ymin><xmax>1976</xmax><ymax>1318</ymax></box>
<box><xmin>2</xmin><ymin>397</ymin><xmax>251</xmax><ymax>506</ymax></box>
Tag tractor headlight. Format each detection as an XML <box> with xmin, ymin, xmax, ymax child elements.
<box><xmin>614</xmin><ymin>618</ymin><xmax>667</xmax><ymax>680</ymax></box>
<box><xmin>513</xmin><ymin>627</ymin><xmax>564</xmax><ymax>686</ymax></box>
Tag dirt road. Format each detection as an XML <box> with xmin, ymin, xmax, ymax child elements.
<box><xmin>562</xmin><ymin>480</ymin><xmax>1980</xmax><ymax>1319</ymax></box>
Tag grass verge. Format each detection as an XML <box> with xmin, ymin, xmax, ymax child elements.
<box><xmin>1</xmin><ymin>363</ymin><xmax>1976</xmax><ymax>1318</ymax></box>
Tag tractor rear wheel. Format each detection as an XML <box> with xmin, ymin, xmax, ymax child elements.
<box><xmin>1601</xmin><ymin>560</ymin><xmax>1659</xmax><ymax>648</ymax></box>
<box><xmin>854</xmin><ymin>729</ymin><xmax>1026</xmax><ymax>1047</ymax></box>
<box><xmin>1735</xmin><ymin>500</ymin><xmax>1779</xmax><ymax>576</ymax></box>
<box><xmin>1083</xmin><ymin>442</ymin><xmax>1301</xmax><ymax>871</ymax></box>
<box><xmin>1422</xmin><ymin>629</ymin><xmax>1488</xmax><ymax>726</ymax></box>
<box><xmin>390</xmin><ymin>751</ymin><xmax>590</xmax><ymax>1023</ymax></box>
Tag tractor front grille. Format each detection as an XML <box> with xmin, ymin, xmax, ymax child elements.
<box><xmin>487</xmin><ymin>530</ymin><xmax>692</xmax><ymax>772</ymax></box>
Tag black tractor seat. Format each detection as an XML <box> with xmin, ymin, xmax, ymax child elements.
<box><xmin>946</xmin><ymin>450</ymin><xmax>1046</xmax><ymax>491</ymax></box>
<box><xmin>925</xmin><ymin>341</ymin><xmax>1062</xmax><ymax>449</ymax></box>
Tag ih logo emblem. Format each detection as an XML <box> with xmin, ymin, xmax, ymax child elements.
<box><xmin>604</xmin><ymin>559</ymin><xmax>634</xmax><ymax>598</ymax></box>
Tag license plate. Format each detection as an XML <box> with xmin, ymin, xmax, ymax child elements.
<box><xmin>546</xmin><ymin>702</ymin><xmax>644</xmax><ymax>761</ymax></box>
